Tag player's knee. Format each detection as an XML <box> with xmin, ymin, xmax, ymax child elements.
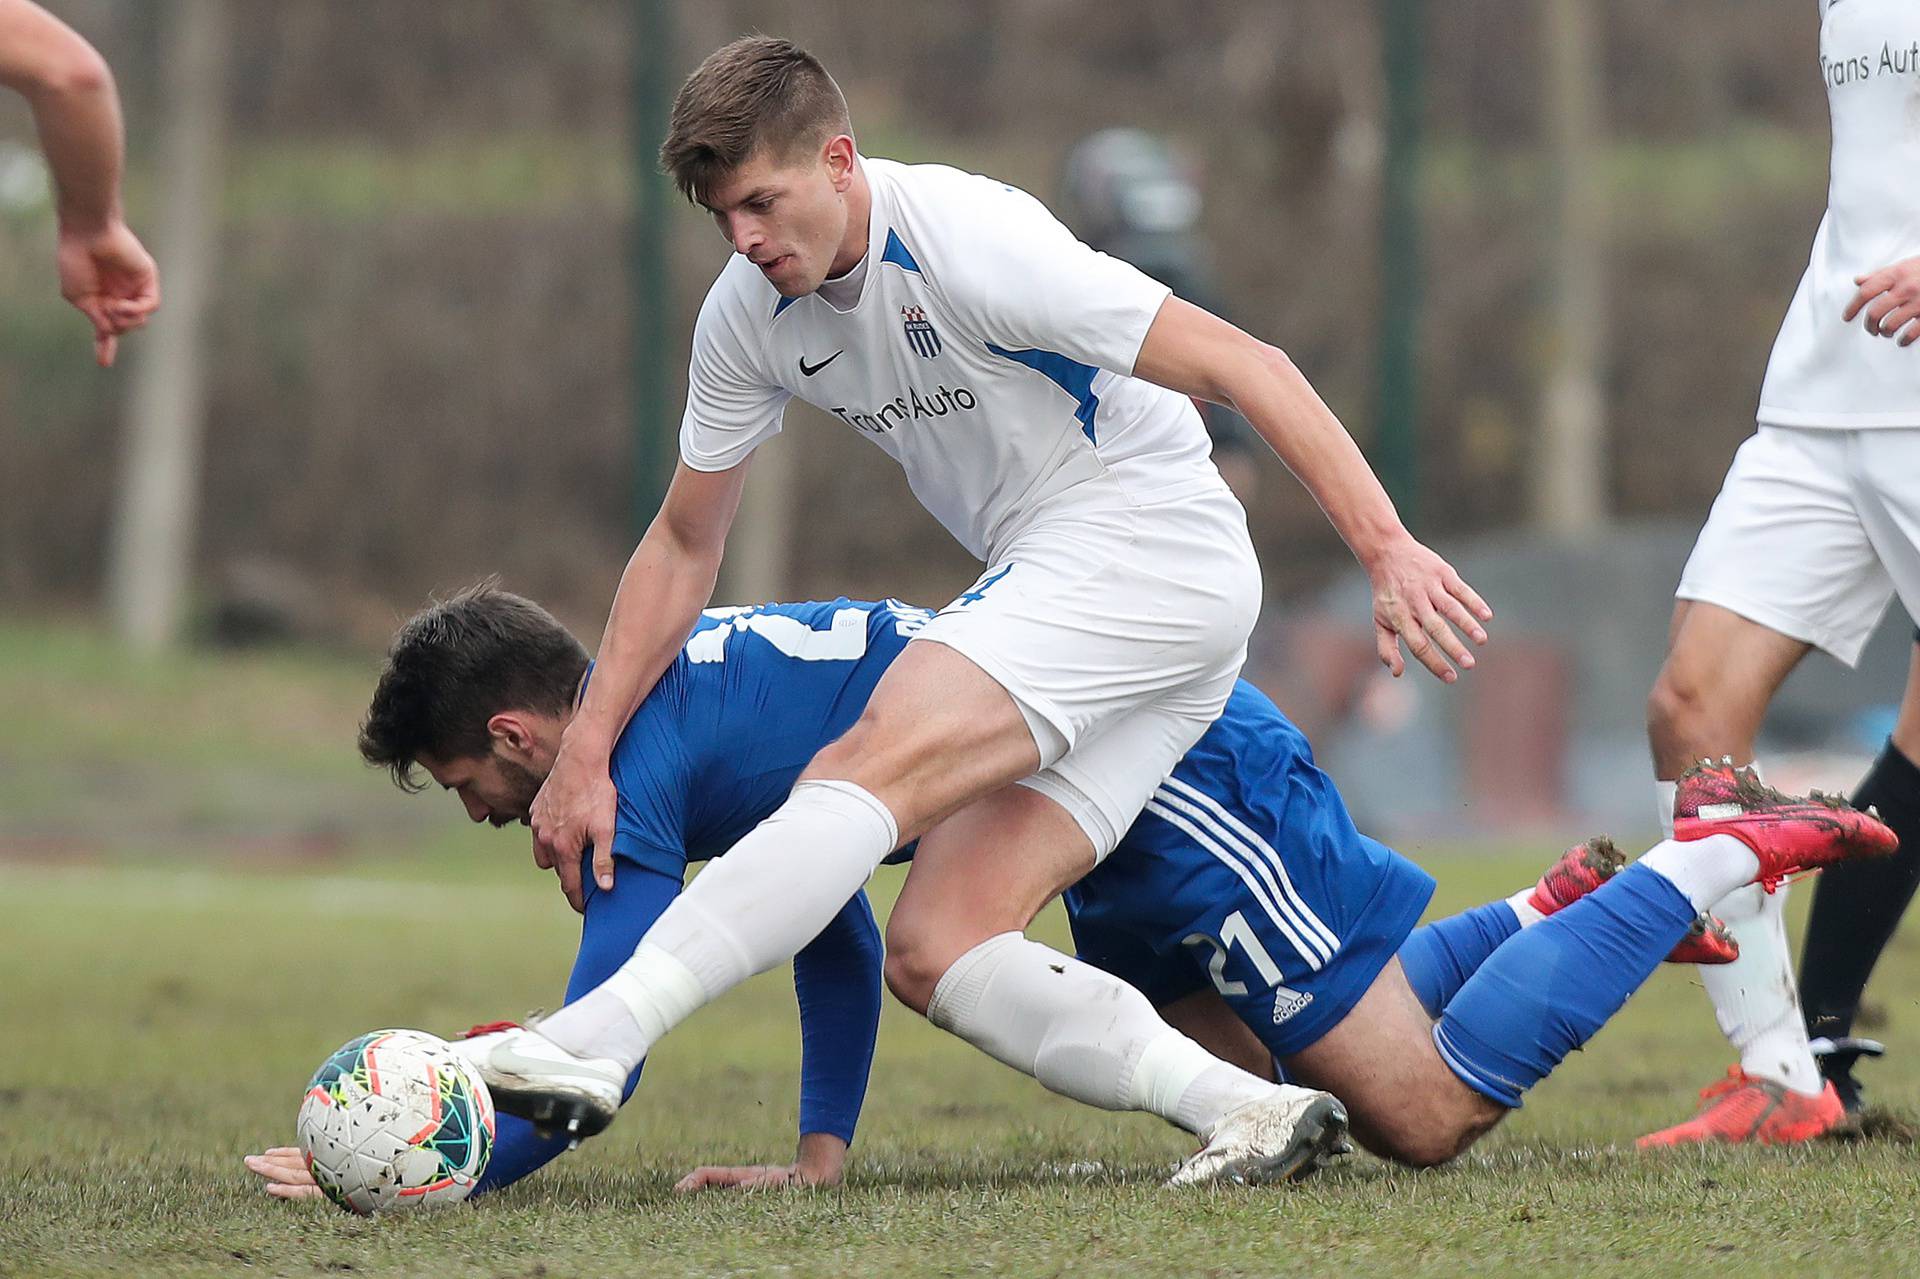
<box><xmin>1366</xmin><ymin>1086</ymin><xmax>1506</xmax><ymax>1168</ymax></box>
<box><xmin>881</xmin><ymin>919</ymin><xmax>949</xmax><ymax>1015</ymax></box>
<box><xmin>1646</xmin><ymin>662</ymin><xmax>1712</xmax><ymax>742</ymax></box>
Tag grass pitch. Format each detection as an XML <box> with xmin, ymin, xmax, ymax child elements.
<box><xmin>2</xmin><ymin>626</ymin><xmax>1918</xmax><ymax>1276</ymax></box>
<box><xmin>4</xmin><ymin>849</ymin><xmax>1918</xmax><ymax>1278</ymax></box>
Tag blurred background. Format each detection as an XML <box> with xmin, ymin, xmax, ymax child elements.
<box><xmin>2</xmin><ymin>0</ymin><xmax>1911</xmax><ymax>856</ymax></box>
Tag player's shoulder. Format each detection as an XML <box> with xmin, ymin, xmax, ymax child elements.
<box><xmin>869</xmin><ymin>157</ymin><xmax>1070</xmax><ymax>272</ymax></box>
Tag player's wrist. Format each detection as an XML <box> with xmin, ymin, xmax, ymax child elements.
<box><xmin>793</xmin><ymin>1131</ymin><xmax>848</xmax><ymax>1183</ymax></box>
<box><xmin>1349</xmin><ymin>519</ymin><xmax>1414</xmax><ymax>572</ymax></box>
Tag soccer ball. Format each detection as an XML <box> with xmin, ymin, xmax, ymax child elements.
<box><xmin>296</xmin><ymin>1028</ymin><xmax>495</xmax><ymax>1215</ymax></box>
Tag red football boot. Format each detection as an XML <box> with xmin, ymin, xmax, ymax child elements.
<box><xmin>1667</xmin><ymin>913</ymin><xmax>1740</xmax><ymax>965</ymax></box>
<box><xmin>1526</xmin><ymin>836</ymin><xmax>1738</xmax><ymax>964</ymax></box>
<box><xmin>1636</xmin><ymin>1066</ymin><xmax>1845</xmax><ymax>1147</ymax></box>
<box><xmin>1526</xmin><ymin>836</ymin><xmax>1626</xmax><ymax>916</ymax></box>
<box><xmin>1674</xmin><ymin>758</ymin><xmax>1899</xmax><ymax>889</ymax></box>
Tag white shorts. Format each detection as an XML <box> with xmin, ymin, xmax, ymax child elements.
<box><xmin>913</xmin><ymin>485</ymin><xmax>1262</xmax><ymax>859</ymax></box>
<box><xmin>1676</xmin><ymin>425</ymin><xmax>1920</xmax><ymax>666</ymax></box>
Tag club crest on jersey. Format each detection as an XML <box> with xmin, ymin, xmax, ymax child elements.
<box><xmin>902</xmin><ymin>305</ymin><xmax>942</xmax><ymax>359</ymax></box>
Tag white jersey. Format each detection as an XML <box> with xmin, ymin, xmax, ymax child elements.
<box><xmin>1757</xmin><ymin>0</ymin><xmax>1920</xmax><ymax>428</ymax></box>
<box><xmin>678</xmin><ymin>157</ymin><xmax>1226</xmax><ymax>561</ymax></box>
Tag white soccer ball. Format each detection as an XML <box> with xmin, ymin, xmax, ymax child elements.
<box><xmin>296</xmin><ymin>1028</ymin><xmax>496</xmax><ymax>1215</ymax></box>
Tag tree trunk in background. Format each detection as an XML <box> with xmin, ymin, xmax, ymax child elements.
<box><xmin>107</xmin><ymin>0</ymin><xmax>230</xmax><ymax>651</ymax></box>
<box><xmin>1532</xmin><ymin>0</ymin><xmax>1607</xmax><ymax>536</ymax></box>
<box><xmin>719</xmin><ymin>432</ymin><xmax>795</xmax><ymax>604</ymax></box>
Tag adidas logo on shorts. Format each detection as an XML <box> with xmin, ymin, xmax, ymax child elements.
<box><xmin>1271</xmin><ymin>985</ymin><xmax>1314</xmax><ymax>1025</ymax></box>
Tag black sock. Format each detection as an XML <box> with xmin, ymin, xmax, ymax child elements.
<box><xmin>1799</xmin><ymin>741</ymin><xmax>1920</xmax><ymax>1045</ymax></box>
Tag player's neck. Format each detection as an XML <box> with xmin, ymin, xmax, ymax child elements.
<box><xmin>825</xmin><ymin>157</ymin><xmax>872</xmax><ymax>280</ymax></box>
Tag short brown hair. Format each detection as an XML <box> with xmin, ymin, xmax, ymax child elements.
<box><xmin>358</xmin><ymin>581</ymin><xmax>589</xmax><ymax>792</ymax></box>
<box><xmin>659</xmin><ymin>36</ymin><xmax>851</xmax><ymax>205</ymax></box>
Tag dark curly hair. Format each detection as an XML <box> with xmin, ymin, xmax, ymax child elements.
<box><xmin>359</xmin><ymin>581</ymin><xmax>589</xmax><ymax>791</ymax></box>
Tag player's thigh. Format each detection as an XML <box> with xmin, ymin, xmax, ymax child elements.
<box><xmin>1672</xmin><ymin>426</ymin><xmax>1890</xmax><ymax>668</ymax></box>
<box><xmin>1854</xmin><ymin>428</ymin><xmax>1920</xmax><ymax>761</ymax></box>
<box><xmin>1282</xmin><ymin>959</ymin><xmax>1504</xmax><ymax>1168</ymax></box>
<box><xmin>883</xmin><ymin>783</ymin><xmax>1097</xmax><ymax>1012</ymax></box>
<box><xmin>802</xmin><ymin>637</ymin><xmax>1043</xmax><ymax>842</ymax></box>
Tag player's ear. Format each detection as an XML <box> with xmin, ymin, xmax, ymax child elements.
<box><xmin>486</xmin><ymin>712</ymin><xmax>533</xmax><ymax>756</ymax></box>
<box><xmin>824</xmin><ymin>134</ymin><xmax>855</xmax><ymax>189</ymax></box>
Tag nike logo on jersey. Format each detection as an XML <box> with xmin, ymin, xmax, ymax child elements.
<box><xmin>798</xmin><ymin>350</ymin><xmax>844</xmax><ymax>377</ymax></box>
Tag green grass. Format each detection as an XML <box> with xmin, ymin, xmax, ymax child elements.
<box><xmin>5</xmin><ymin>624</ymin><xmax>1919</xmax><ymax>1276</ymax></box>
<box><xmin>3</xmin><ymin>847</ymin><xmax>1917</xmax><ymax>1279</ymax></box>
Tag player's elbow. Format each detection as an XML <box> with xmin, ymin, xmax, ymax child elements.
<box><xmin>1210</xmin><ymin>339</ymin><xmax>1296</xmax><ymax>419</ymax></box>
<box><xmin>30</xmin><ymin>45</ymin><xmax>111</xmax><ymax>99</ymax></box>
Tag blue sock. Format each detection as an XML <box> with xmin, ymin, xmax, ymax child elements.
<box><xmin>1399</xmin><ymin>902</ymin><xmax>1523</xmax><ymax>1017</ymax></box>
<box><xmin>1432</xmin><ymin>863</ymin><xmax>1696</xmax><ymax>1108</ymax></box>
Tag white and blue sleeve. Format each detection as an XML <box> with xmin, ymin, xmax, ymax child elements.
<box><xmin>924</xmin><ymin>178</ymin><xmax>1173</xmax><ymax>377</ymax></box>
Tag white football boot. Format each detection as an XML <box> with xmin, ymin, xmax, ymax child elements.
<box><xmin>452</xmin><ymin>1024</ymin><xmax>625</xmax><ymax>1144</ymax></box>
<box><xmin>1167</xmin><ymin>1086</ymin><xmax>1352</xmax><ymax>1187</ymax></box>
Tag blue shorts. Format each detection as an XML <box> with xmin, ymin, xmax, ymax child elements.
<box><xmin>1064</xmin><ymin>682</ymin><xmax>1434</xmax><ymax>1058</ymax></box>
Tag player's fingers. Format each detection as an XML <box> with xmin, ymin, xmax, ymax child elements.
<box><xmin>592</xmin><ymin>833</ymin><xmax>615</xmax><ymax>894</ymax></box>
<box><xmin>556</xmin><ymin>852</ymin><xmax>586</xmax><ymax>914</ymax></box>
<box><xmin>1416</xmin><ymin>600</ymin><xmax>1473</xmax><ymax>671</ymax></box>
<box><xmin>265</xmin><ymin>1183</ymin><xmax>325</xmax><ymax>1201</ymax></box>
<box><xmin>1431</xmin><ymin>590</ymin><xmax>1487</xmax><ymax>652</ymax></box>
<box><xmin>1845</xmin><ymin>272</ymin><xmax>1892</xmax><ymax>321</ymax></box>
<box><xmin>1399</xmin><ymin>612</ymin><xmax>1457</xmax><ymax>684</ymax></box>
<box><xmin>1900</xmin><ymin>316</ymin><xmax>1920</xmax><ymax>348</ymax></box>
<box><xmin>1865</xmin><ymin>295</ymin><xmax>1901</xmax><ymax>335</ymax></box>
<box><xmin>95</xmin><ymin>330</ymin><xmax>116</xmax><ymax>367</ymax></box>
<box><xmin>1877</xmin><ymin>302</ymin><xmax>1920</xmax><ymax>340</ymax></box>
<box><xmin>1374</xmin><ymin>623</ymin><xmax>1404</xmax><ymax>678</ymax></box>
<box><xmin>244</xmin><ymin>1154</ymin><xmax>311</xmax><ymax>1186</ymax></box>
<box><xmin>1443</xmin><ymin>569</ymin><xmax>1494</xmax><ymax>626</ymax></box>
<box><xmin>674</xmin><ymin>1167</ymin><xmax>746</xmax><ymax>1193</ymax></box>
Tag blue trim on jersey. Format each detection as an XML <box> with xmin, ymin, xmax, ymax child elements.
<box><xmin>773</xmin><ymin>294</ymin><xmax>799</xmax><ymax>318</ymax></box>
<box><xmin>881</xmin><ymin>228</ymin><xmax>922</xmax><ymax>274</ymax></box>
<box><xmin>984</xmin><ymin>343</ymin><xmax>1100</xmax><ymax>442</ymax></box>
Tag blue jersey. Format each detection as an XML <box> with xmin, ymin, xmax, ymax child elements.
<box><xmin>481</xmin><ymin>599</ymin><xmax>928</xmax><ymax>1194</ymax></box>
<box><xmin>607</xmin><ymin>598</ymin><xmax>929</xmax><ymax>877</ymax></box>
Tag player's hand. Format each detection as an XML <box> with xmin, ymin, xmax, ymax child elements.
<box><xmin>56</xmin><ymin>219</ymin><xmax>160</xmax><ymax>367</ymax></box>
<box><xmin>674</xmin><ymin>1133</ymin><xmax>847</xmax><ymax>1193</ymax></box>
<box><xmin>530</xmin><ymin>736</ymin><xmax>618</xmax><ymax>913</ymax></box>
<box><xmin>242</xmin><ymin>1147</ymin><xmax>325</xmax><ymax>1202</ymax></box>
<box><xmin>1364</xmin><ymin>533</ymin><xmax>1492</xmax><ymax>684</ymax></box>
<box><xmin>672</xmin><ymin>1161</ymin><xmax>842</xmax><ymax>1193</ymax></box>
<box><xmin>1844</xmin><ymin>256</ymin><xmax>1920</xmax><ymax>347</ymax></box>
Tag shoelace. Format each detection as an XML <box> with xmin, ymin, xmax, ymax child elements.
<box><xmin>460</xmin><ymin>1020</ymin><xmax>522</xmax><ymax>1039</ymax></box>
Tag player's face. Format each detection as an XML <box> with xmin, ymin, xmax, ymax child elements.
<box><xmin>419</xmin><ymin>751</ymin><xmax>544</xmax><ymax>828</ymax></box>
<box><xmin>703</xmin><ymin>136</ymin><xmax>859</xmax><ymax>297</ymax></box>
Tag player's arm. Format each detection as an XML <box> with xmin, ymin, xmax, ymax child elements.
<box><xmin>1133</xmin><ymin>299</ymin><xmax>1491</xmax><ymax>682</ymax></box>
<box><xmin>674</xmin><ymin>890</ymin><xmax>884</xmax><ymax>1193</ymax></box>
<box><xmin>0</xmin><ymin>0</ymin><xmax>157</xmax><ymax>365</ymax></box>
<box><xmin>532</xmin><ymin>459</ymin><xmax>750</xmax><ymax>910</ymax></box>
<box><xmin>1844</xmin><ymin>255</ymin><xmax>1920</xmax><ymax>347</ymax></box>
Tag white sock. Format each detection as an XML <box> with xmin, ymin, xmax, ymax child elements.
<box><xmin>539</xmin><ymin>778</ymin><xmax>898</xmax><ymax>1072</ymax></box>
<box><xmin>1701</xmin><ymin>881</ymin><xmax>1823</xmax><ymax>1095</ymax></box>
<box><xmin>927</xmin><ymin>932</ymin><xmax>1276</xmax><ymax>1136</ymax></box>
<box><xmin>1505</xmin><ymin>890</ymin><xmax>1547</xmax><ymax>928</ymax></box>
<box><xmin>1653</xmin><ymin>778</ymin><xmax>1678</xmax><ymax>840</ymax></box>
<box><xmin>1637</xmin><ymin>834</ymin><xmax>1759</xmax><ymax>913</ymax></box>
